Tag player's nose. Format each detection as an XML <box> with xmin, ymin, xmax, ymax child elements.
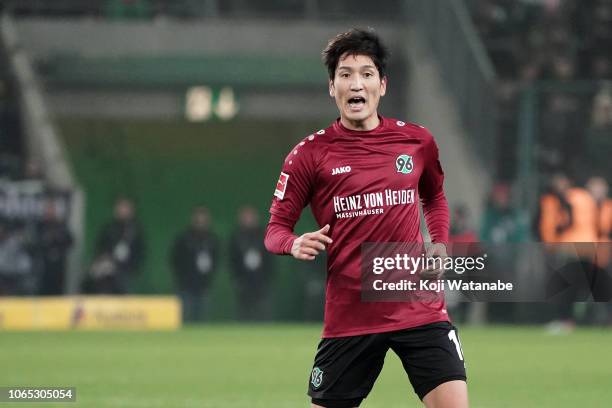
<box><xmin>350</xmin><ymin>77</ymin><xmax>364</xmax><ymax>91</ymax></box>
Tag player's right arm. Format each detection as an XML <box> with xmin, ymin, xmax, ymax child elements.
<box><xmin>264</xmin><ymin>137</ymin><xmax>332</xmax><ymax>261</ymax></box>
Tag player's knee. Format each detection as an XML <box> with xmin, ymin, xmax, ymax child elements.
<box><xmin>422</xmin><ymin>379</ymin><xmax>468</xmax><ymax>408</ymax></box>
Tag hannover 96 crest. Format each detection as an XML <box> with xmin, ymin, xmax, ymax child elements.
<box><xmin>396</xmin><ymin>154</ymin><xmax>414</xmax><ymax>174</ymax></box>
<box><xmin>311</xmin><ymin>367</ymin><xmax>323</xmax><ymax>388</ymax></box>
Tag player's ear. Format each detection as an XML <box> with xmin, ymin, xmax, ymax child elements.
<box><xmin>380</xmin><ymin>76</ymin><xmax>387</xmax><ymax>97</ymax></box>
<box><xmin>329</xmin><ymin>79</ymin><xmax>335</xmax><ymax>97</ymax></box>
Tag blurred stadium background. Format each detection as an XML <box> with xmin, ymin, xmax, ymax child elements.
<box><xmin>0</xmin><ymin>0</ymin><xmax>610</xmax><ymax>406</ymax></box>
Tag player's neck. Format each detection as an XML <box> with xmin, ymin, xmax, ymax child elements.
<box><xmin>340</xmin><ymin>114</ymin><xmax>380</xmax><ymax>131</ymax></box>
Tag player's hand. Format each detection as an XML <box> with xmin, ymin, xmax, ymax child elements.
<box><xmin>291</xmin><ymin>224</ymin><xmax>333</xmax><ymax>261</ymax></box>
<box><xmin>419</xmin><ymin>242</ymin><xmax>448</xmax><ymax>280</ymax></box>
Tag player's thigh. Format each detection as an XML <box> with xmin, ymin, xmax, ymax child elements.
<box><xmin>389</xmin><ymin>321</ymin><xmax>467</xmax><ymax>402</ymax></box>
<box><xmin>307</xmin><ymin>333</ymin><xmax>388</xmax><ymax>406</ymax></box>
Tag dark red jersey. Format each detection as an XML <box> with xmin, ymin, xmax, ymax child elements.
<box><xmin>265</xmin><ymin>116</ymin><xmax>450</xmax><ymax>337</ymax></box>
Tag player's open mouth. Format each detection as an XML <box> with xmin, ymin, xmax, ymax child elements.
<box><xmin>348</xmin><ymin>97</ymin><xmax>366</xmax><ymax>111</ymax></box>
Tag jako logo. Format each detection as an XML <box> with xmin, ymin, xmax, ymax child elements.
<box><xmin>331</xmin><ymin>166</ymin><xmax>351</xmax><ymax>175</ymax></box>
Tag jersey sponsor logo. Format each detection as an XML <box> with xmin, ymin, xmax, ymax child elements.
<box><xmin>333</xmin><ymin>189</ymin><xmax>415</xmax><ymax>218</ymax></box>
<box><xmin>331</xmin><ymin>165</ymin><xmax>351</xmax><ymax>175</ymax></box>
<box><xmin>311</xmin><ymin>367</ymin><xmax>323</xmax><ymax>388</ymax></box>
<box><xmin>396</xmin><ymin>154</ymin><xmax>414</xmax><ymax>174</ymax></box>
<box><xmin>274</xmin><ymin>172</ymin><xmax>289</xmax><ymax>200</ymax></box>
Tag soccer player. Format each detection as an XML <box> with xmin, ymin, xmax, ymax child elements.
<box><xmin>264</xmin><ymin>28</ymin><xmax>468</xmax><ymax>408</ymax></box>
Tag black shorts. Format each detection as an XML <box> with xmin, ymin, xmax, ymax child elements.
<box><xmin>308</xmin><ymin>321</ymin><xmax>466</xmax><ymax>407</ymax></box>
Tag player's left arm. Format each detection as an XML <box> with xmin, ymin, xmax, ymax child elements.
<box><xmin>419</xmin><ymin>134</ymin><xmax>450</xmax><ymax>279</ymax></box>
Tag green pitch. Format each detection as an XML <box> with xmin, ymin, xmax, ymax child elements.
<box><xmin>1</xmin><ymin>325</ymin><xmax>611</xmax><ymax>407</ymax></box>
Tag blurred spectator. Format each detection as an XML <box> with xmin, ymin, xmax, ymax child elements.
<box><xmin>586</xmin><ymin>176</ymin><xmax>612</xmax><ymax>324</ymax></box>
<box><xmin>449</xmin><ymin>204</ymin><xmax>479</xmax><ymax>243</ymax></box>
<box><xmin>35</xmin><ymin>200</ymin><xmax>73</xmax><ymax>295</ymax></box>
<box><xmin>538</xmin><ymin>174</ymin><xmax>609</xmax><ymax>331</ymax></box>
<box><xmin>591</xmin><ymin>84</ymin><xmax>612</xmax><ymax>128</ymax></box>
<box><xmin>0</xmin><ymin>220</ymin><xmax>34</xmax><ymax>295</ymax></box>
<box><xmin>481</xmin><ymin>182</ymin><xmax>527</xmax><ymax>243</ymax></box>
<box><xmin>87</xmin><ymin>197</ymin><xmax>145</xmax><ymax>294</ymax></box>
<box><xmin>229</xmin><ymin>206</ymin><xmax>274</xmax><ymax>321</ymax></box>
<box><xmin>170</xmin><ymin>206</ymin><xmax>218</xmax><ymax>322</ymax></box>
<box><xmin>537</xmin><ymin>173</ymin><xmax>597</xmax><ymax>243</ymax></box>
<box><xmin>480</xmin><ymin>183</ymin><xmax>527</xmax><ymax>322</ymax></box>
<box><xmin>535</xmin><ymin>174</ymin><xmax>570</xmax><ymax>328</ymax></box>
<box><xmin>586</xmin><ymin>177</ymin><xmax>612</xmax><ymax>242</ymax></box>
<box><xmin>448</xmin><ymin>204</ymin><xmax>485</xmax><ymax>324</ymax></box>
<box><xmin>535</xmin><ymin>172</ymin><xmax>572</xmax><ymax>242</ymax></box>
<box><xmin>586</xmin><ymin>176</ymin><xmax>612</xmax><ymax>271</ymax></box>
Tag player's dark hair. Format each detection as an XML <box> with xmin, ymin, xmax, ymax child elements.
<box><xmin>322</xmin><ymin>28</ymin><xmax>389</xmax><ymax>80</ymax></box>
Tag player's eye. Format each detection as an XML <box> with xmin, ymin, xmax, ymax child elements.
<box><xmin>364</xmin><ymin>72</ymin><xmax>374</xmax><ymax>78</ymax></box>
<box><xmin>340</xmin><ymin>72</ymin><xmax>350</xmax><ymax>78</ymax></box>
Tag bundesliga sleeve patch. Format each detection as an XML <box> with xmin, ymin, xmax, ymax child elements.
<box><xmin>274</xmin><ymin>172</ymin><xmax>289</xmax><ymax>200</ymax></box>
